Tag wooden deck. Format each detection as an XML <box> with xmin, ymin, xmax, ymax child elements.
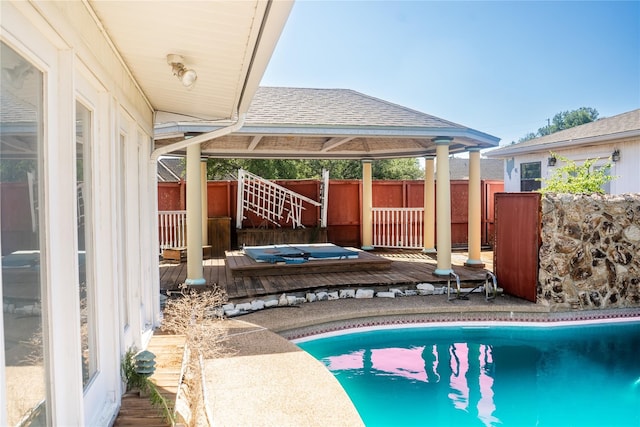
<box><xmin>159</xmin><ymin>249</ymin><xmax>494</xmax><ymax>301</ymax></box>
<box><xmin>113</xmin><ymin>334</ymin><xmax>186</xmax><ymax>427</ymax></box>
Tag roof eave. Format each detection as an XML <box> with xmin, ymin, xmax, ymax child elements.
<box><xmin>485</xmin><ymin>129</ymin><xmax>640</xmax><ymax>158</ymax></box>
<box><xmin>155</xmin><ymin>122</ymin><xmax>500</xmax><ymax>147</ymax></box>
<box><xmin>234</xmin><ymin>1</ymin><xmax>294</xmax><ymax>116</ymax></box>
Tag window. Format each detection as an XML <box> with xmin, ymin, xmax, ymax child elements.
<box><xmin>594</xmin><ymin>165</ymin><xmax>611</xmax><ymax>194</ymax></box>
<box><xmin>520</xmin><ymin>162</ymin><xmax>541</xmax><ymax>192</ymax></box>
<box><xmin>76</xmin><ymin>101</ymin><xmax>97</xmax><ymax>387</ymax></box>
<box><xmin>1</xmin><ymin>41</ymin><xmax>48</xmax><ymax>425</ymax></box>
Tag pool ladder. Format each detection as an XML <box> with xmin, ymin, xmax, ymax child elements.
<box><xmin>484</xmin><ymin>271</ymin><xmax>498</xmax><ymax>301</ymax></box>
<box><xmin>447</xmin><ymin>270</ymin><xmax>498</xmax><ymax>302</ymax></box>
<box><xmin>446</xmin><ymin>271</ymin><xmax>463</xmax><ymax>301</ymax></box>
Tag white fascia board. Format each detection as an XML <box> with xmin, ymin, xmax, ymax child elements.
<box><xmin>154</xmin><ymin>122</ymin><xmax>500</xmax><ymax>146</ymax></box>
<box><xmin>485</xmin><ymin>129</ymin><xmax>640</xmax><ymax>158</ymax></box>
<box><xmin>235</xmin><ymin>0</ymin><xmax>294</xmax><ymax>115</ymax></box>
<box><xmin>238</xmin><ymin>125</ymin><xmax>499</xmax><ymax>144</ymax></box>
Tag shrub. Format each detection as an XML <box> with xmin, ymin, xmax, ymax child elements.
<box><xmin>538</xmin><ymin>152</ymin><xmax>614</xmax><ymax>194</ymax></box>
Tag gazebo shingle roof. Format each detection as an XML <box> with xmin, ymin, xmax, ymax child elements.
<box><xmin>154</xmin><ymin>86</ymin><xmax>500</xmax><ymax>159</ymax></box>
<box><xmin>246</xmin><ymin>87</ymin><xmax>465</xmax><ymax>129</ymax></box>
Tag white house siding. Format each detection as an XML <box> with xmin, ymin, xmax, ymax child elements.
<box><xmin>501</xmin><ymin>137</ymin><xmax>640</xmax><ymax>195</ymax></box>
<box><xmin>1</xmin><ymin>1</ymin><xmax>156</xmax><ymax>425</ymax></box>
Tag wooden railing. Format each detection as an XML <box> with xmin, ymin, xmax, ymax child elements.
<box><xmin>158</xmin><ymin>210</ymin><xmax>187</xmax><ymax>252</ymax></box>
<box><xmin>372</xmin><ymin>207</ymin><xmax>424</xmax><ymax>249</ymax></box>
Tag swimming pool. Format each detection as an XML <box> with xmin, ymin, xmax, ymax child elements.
<box><xmin>296</xmin><ymin>320</ymin><xmax>640</xmax><ymax>427</ymax></box>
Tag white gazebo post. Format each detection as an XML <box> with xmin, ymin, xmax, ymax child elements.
<box><xmin>433</xmin><ymin>137</ymin><xmax>453</xmax><ymax>276</ymax></box>
<box><xmin>201</xmin><ymin>157</ymin><xmax>208</xmax><ymax>247</ymax></box>
<box><xmin>185</xmin><ymin>144</ymin><xmax>205</xmax><ymax>285</ymax></box>
<box><xmin>361</xmin><ymin>159</ymin><xmax>374</xmax><ymax>250</ymax></box>
<box><xmin>423</xmin><ymin>155</ymin><xmax>436</xmax><ymax>254</ymax></box>
<box><xmin>465</xmin><ymin>147</ymin><xmax>485</xmax><ymax>268</ymax></box>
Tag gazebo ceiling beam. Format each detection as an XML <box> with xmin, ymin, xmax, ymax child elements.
<box><xmin>247</xmin><ymin>135</ymin><xmax>263</xmax><ymax>151</ymax></box>
<box><xmin>321</xmin><ymin>136</ymin><xmax>355</xmax><ymax>152</ymax></box>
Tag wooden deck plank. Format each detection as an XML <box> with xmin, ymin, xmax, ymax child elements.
<box><xmin>113</xmin><ymin>334</ymin><xmax>186</xmax><ymax>427</ymax></box>
<box><xmin>159</xmin><ymin>250</ymin><xmax>493</xmax><ymax>302</ymax></box>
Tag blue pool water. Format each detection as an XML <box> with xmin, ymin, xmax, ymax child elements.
<box><xmin>296</xmin><ymin>320</ymin><xmax>640</xmax><ymax>427</ymax></box>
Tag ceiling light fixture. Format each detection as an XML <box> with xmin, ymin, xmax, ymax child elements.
<box><xmin>167</xmin><ymin>54</ymin><xmax>197</xmax><ymax>88</ymax></box>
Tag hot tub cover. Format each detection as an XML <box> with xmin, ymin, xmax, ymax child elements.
<box><xmin>243</xmin><ymin>243</ymin><xmax>358</xmax><ymax>264</ymax></box>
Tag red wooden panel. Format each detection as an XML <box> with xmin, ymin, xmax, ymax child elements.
<box><xmin>406</xmin><ymin>181</ymin><xmax>424</xmax><ymax>207</ymax></box>
<box><xmin>157</xmin><ymin>182</ymin><xmax>183</xmax><ymax>211</ymax></box>
<box><xmin>0</xmin><ymin>182</ymin><xmax>32</xmax><ymax>231</ymax></box>
<box><xmin>327</xmin><ymin>225</ymin><xmax>360</xmax><ymax>247</ymax></box>
<box><xmin>494</xmin><ymin>193</ymin><xmax>540</xmax><ymax>302</ymax></box>
<box><xmin>372</xmin><ymin>180</ymin><xmax>404</xmax><ymax>207</ymax></box>
<box><xmin>207</xmin><ymin>181</ymin><xmax>233</xmax><ymax>217</ymax></box>
<box><xmin>327</xmin><ymin>181</ymin><xmax>360</xmax><ymax>225</ymax></box>
<box><xmin>277</xmin><ymin>180</ymin><xmax>320</xmax><ymax>226</ymax></box>
<box><xmin>450</xmin><ymin>180</ymin><xmax>469</xmax><ymax>245</ymax></box>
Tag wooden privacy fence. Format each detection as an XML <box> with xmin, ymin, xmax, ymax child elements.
<box><xmin>158</xmin><ymin>179</ymin><xmax>503</xmax><ymax>250</ymax></box>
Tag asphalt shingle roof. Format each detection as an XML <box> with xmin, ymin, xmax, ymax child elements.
<box><xmin>488</xmin><ymin>109</ymin><xmax>640</xmax><ymax>156</ymax></box>
<box><xmin>246</xmin><ymin>87</ymin><xmax>467</xmax><ymax>129</ymax></box>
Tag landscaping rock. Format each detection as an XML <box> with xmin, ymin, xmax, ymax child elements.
<box><xmin>355</xmin><ymin>289</ymin><xmax>374</xmax><ymax>299</ymax></box>
<box><xmin>235</xmin><ymin>302</ymin><xmax>252</xmax><ymax>311</ymax></box>
<box><xmin>278</xmin><ymin>293</ymin><xmax>288</xmax><ymax>306</ymax></box>
<box><xmin>264</xmin><ymin>299</ymin><xmax>279</xmax><ymax>308</ymax></box>
<box><xmin>376</xmin><ymin>291</ymin><xmax>395</xmax><ymax>298</ymax></box>
<box><xmin>327</xmin><ymin>291</ymin><xmax>339</xmax><ymax>300</ymax></box>
<box><xmin>339</xmin><ymin>289</ymin><xmax>356</xmax><ymax>299</ymax></box>
<box><xmin>250</xmin><ymin>300</ymin><xmax>265</xmax><ymax>311</ymax></box>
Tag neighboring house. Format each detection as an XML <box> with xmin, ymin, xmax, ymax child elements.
<box><xmin>485</xmin><ymin>109</ymin><xmax>640</xmax><ymax>194</ymax></box>
<box><xmin>1</xmin><ymin>1</ymin><xmax>292</xmax><ymax>425</ymax></box>
<box><xmin>449</xmin><ymin>157</ymin><xmax>504</xmax><ymax>180</ymax></box>
<box><xmin>157</xmin><ymin>157</ymin><xmax>185</xmax><ymax>182</ymax></box>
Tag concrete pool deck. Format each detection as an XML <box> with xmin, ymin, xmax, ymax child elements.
<box><xmin>202</xmin><ymin>292</ymin><xmax>640</xmax><ymax>426</ymax></box>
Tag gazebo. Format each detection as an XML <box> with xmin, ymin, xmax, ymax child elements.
<box><xmin>153</xmin><ymin>86</ymin><xmax>500</xmax><ymax>285</ymax></box>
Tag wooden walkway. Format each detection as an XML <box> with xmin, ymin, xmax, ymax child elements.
<box><xmin>159</xmin><ymin>249</ymin><xmax>494</xmax><ymax>301</ymax></box>
<box><xmin>113</xmin><ymin>334</ymin><xmax>186</xmax><ymax>427</ymax></box>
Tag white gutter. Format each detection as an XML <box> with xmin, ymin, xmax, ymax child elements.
<box><xmin>150</xmin><ymin>114</ymin><xmax>246</xmax><ymax>161</ymax></box>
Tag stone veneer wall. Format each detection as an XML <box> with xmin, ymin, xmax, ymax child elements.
<box><xmin>538</xmin><ymin>193</ymin><xmax>640</xmax><ymax>310</ymax></box>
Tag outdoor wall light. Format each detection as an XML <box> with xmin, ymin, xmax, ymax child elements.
<box><xmin>547</xmin><ymin>156</ymin><xmax>557</xmax><ymax>166</ymax></box>
<box><xmin>611</xmin><ymin>149</ymin><xmax>620</xmax><ymax>163</ymax></box>
<box><xmin>167</xmin><ymin>54</ymin><xmax>197</xmax><ymax>88</ymax></box>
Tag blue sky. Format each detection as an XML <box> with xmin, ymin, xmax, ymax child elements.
<box><xmin>261</xmin><ymin>0</ymin><xmax>640</xmax><ymax>149</ymax></box>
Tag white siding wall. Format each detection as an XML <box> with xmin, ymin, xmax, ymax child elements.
<box><xmin>1</xmin><ymin>1</ymin><xmax>155</xmax><ymax>425</ymax></box>
<box><xmin>502</xmin><ymin>137</ymin><xmax>640</xmax><ymax>194</ymax></box>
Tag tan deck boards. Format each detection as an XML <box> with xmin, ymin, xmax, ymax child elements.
<box><xmin>160</xmin><ymin>249</ymin><xmax>492</xmax><ymax>301</ymax></box>
<box><xmin>113</xmin><ymin>334</ymin><xmax>186</xmax><ymax>427</ymax></box>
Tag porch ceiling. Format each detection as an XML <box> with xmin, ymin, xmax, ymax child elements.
<box><xmin>154</xmin><ymin>87</ymin><xmax>501</xmax><ymax>160</ymax></box>
<box><xmin>87</xmin><ymin>0</ymin><xmax>293</xmax><ymax>120</ymax></box>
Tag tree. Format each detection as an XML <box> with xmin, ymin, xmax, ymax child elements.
<box><xmin>538</xmin><ymin>152</ymin><xmax>614</xmax><ymax>194</ymax></box>
<box><xmin>518</xmin><ymin>107</ymin><xmax>599</xmax><ymax>142</ymax></box>
<box><xmin>205</xmin><ymin>158</ymin><xmax>423</xmax><ymax>180</ymax></box>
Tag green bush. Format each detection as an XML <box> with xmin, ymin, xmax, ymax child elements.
<box><xmin>538</xmin><ymin>152</ymin><xmax>614</xmax><ymax>194</ymax></box>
